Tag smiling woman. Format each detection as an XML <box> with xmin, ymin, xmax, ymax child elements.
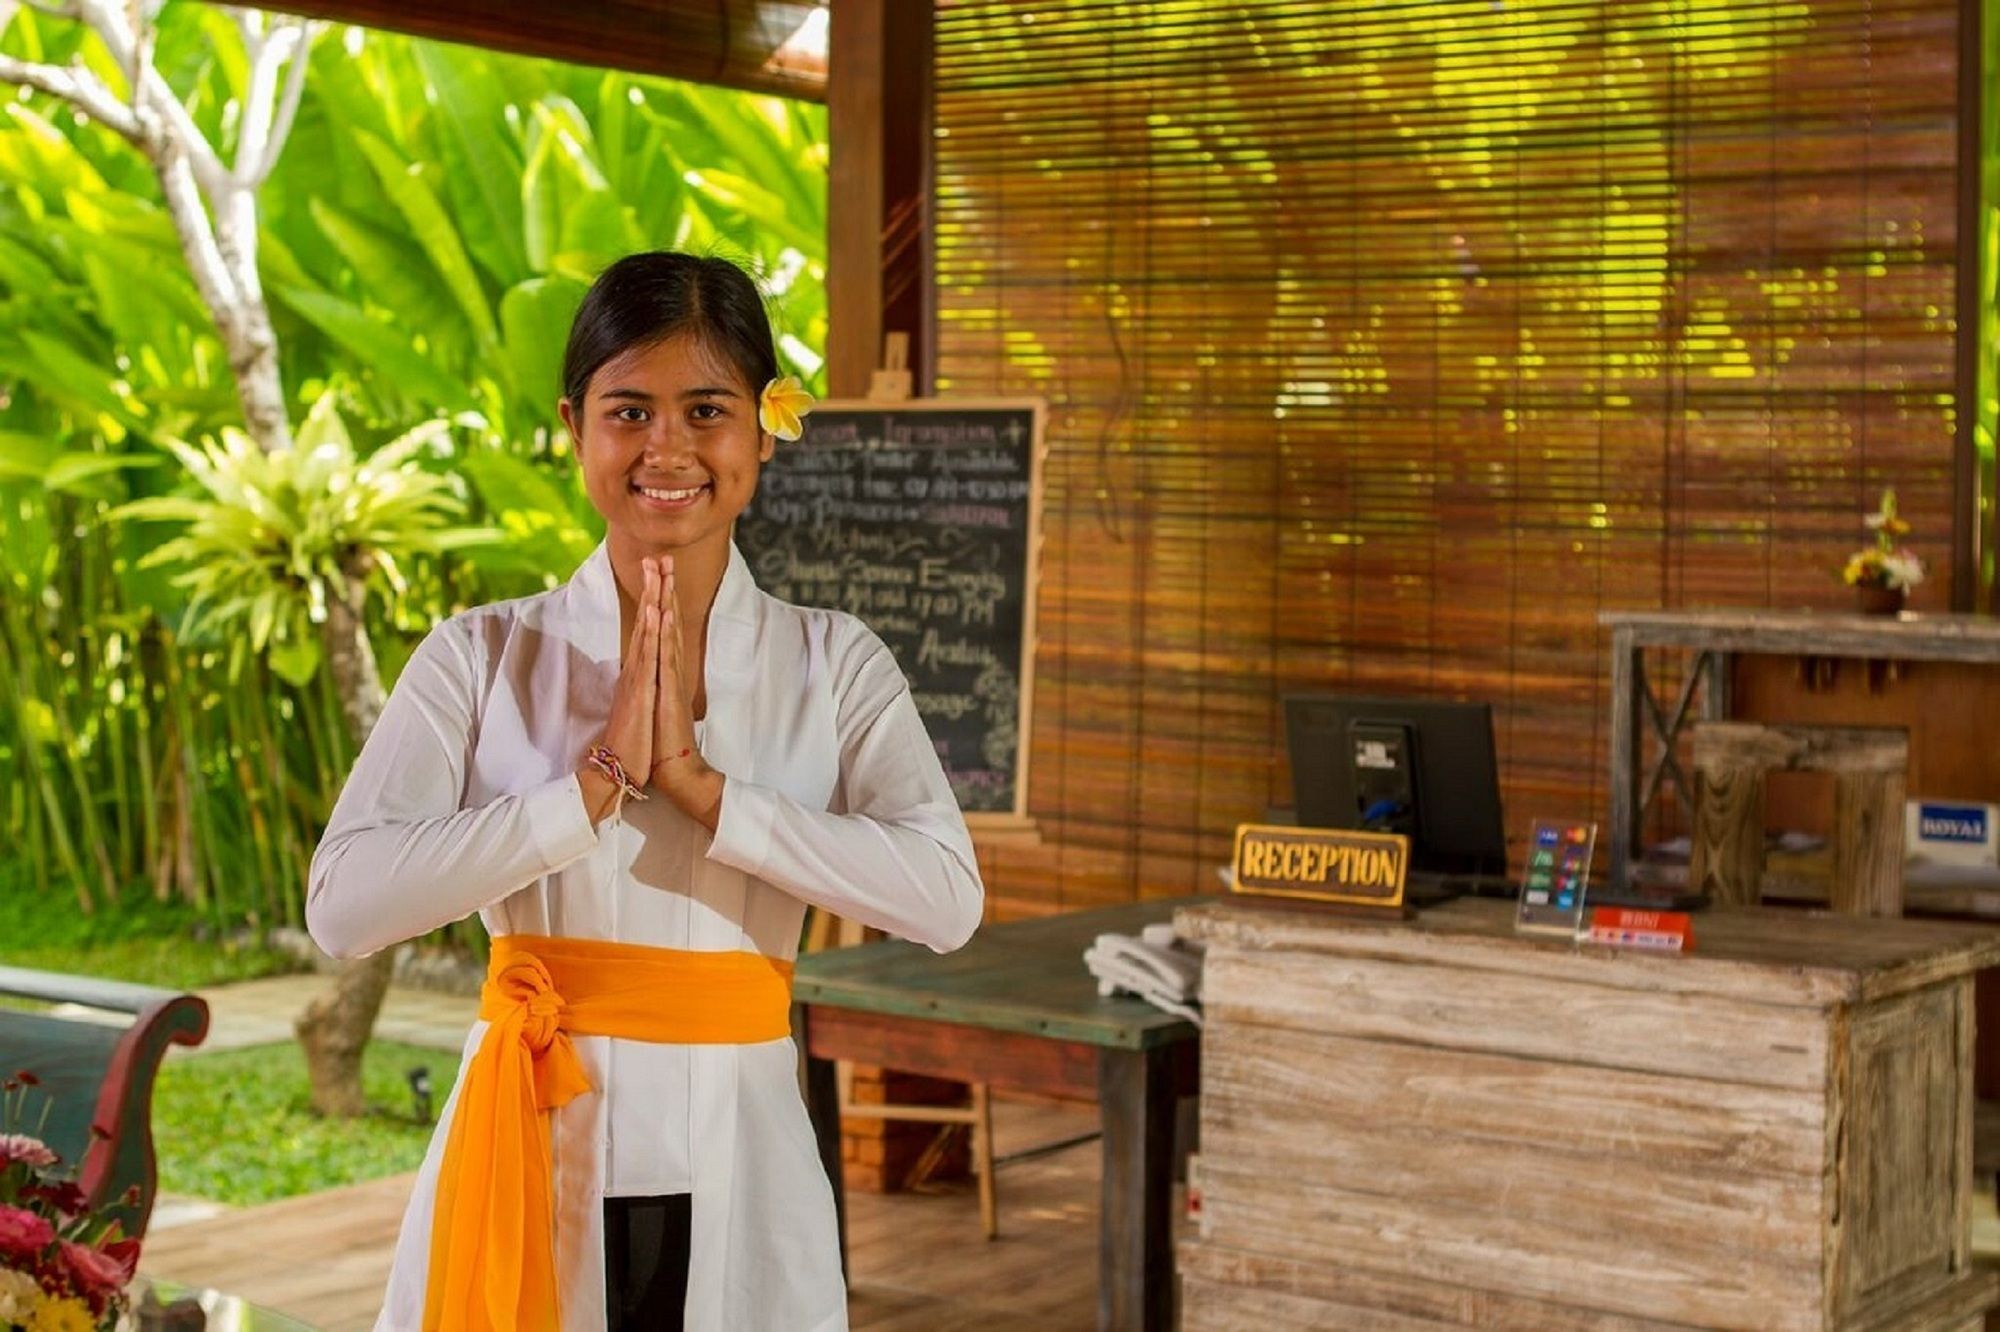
<box><xmin>304</xmin><ymin>251</ymin><xmax>984</xmax><ymax>1332</ymax></box>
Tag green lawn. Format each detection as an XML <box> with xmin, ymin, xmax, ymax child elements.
<box><xmin>2</xmin><ymin>869</ymin><xmax>461</xmax><ymax>1206</ymax></box>
<box><xmin>0</xmin><ymin>874</ymin><xmax>305</xmax><ymax>991</ymax></box>
<box><xmin>154</xmin><ymin>1039</ymin><xmax>461</xmax><ymax>1206</ymax></box>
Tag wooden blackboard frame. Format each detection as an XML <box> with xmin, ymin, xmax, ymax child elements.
<box><xmin>794</xmin><ymin>396</ymin><xmax>1046</xmax><ymax>832</ymax></box>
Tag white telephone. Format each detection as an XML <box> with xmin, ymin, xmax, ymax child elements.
<box><xmin>1082</xmin><ymin>924</ymin><xmax>1203</xmax><ymax>1025</ymax></box>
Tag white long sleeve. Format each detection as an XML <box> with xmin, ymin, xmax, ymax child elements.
<box><xmin>706</xmin><ymin>624</ymin><xmax>984</xmax><ymax>953</ymax></box>
<box><xmin>306</xmin><ymin>621</ymin><xmax>601</xmax><ymax>960</ymax></box>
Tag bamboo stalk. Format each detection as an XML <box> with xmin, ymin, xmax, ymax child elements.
<box><xmin>15</xmin><ymin>602</ymin><xmax>120</xmax><ymax>907</ymax></box>
<box><xmin>258</xmin><ymin>676</ymin><xmax>306</xmax><ymax>928</ymax></box>
<box><xmin>168</xmin><ymin>645</ymin><xmax>211</xmax><ymax>911</ymax></box>
<box><xmin>227</xmin><ymin>671</ymin><xmax>279</xmax><ymax>927</ymax></box>
<box><xmin>75</xmin><ymin>517</ymin><xmax>134</xmax><ymax>883</ymax></box>
<box><xmin>101</xmin><ymin>629</ymin><xmax>134</xmax><ymax>884</ymax></box>
<box><xmin>133</xmin><ymin>624</ymin><xmax>162</xmax><ymax>901</ymax></box>
<box><xmin>0</xmin><ymin>617</ymin><xmax>96</xmax><ymax>913</ymax></box>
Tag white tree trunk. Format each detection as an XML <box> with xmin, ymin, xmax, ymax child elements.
<box><xmin>211</xmin><ymin>224</ymin><xmax>291</xmax><ymax>453</ymax></box>
<box><xmin>1</xmin><ymin>3</ymin><xmax>305</xmax><ymax>450</ymax></box>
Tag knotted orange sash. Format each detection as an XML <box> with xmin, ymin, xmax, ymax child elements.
<box><xmin>423</xmin><ymin>934</ymin><xmax>794</xmax><ymax>1331</ymax></box>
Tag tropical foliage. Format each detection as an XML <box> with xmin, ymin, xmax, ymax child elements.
<box><xmin>115</xmin><ymin>397</ymin><xmax>485</xmax><ymax>689</ymax></box>
<box><xmin>0</xmin><ymin>5</ymin><xmax>828</xmax><ymax>924</ymax></box>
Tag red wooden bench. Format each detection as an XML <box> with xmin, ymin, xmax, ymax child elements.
<box><xmin>0</xmin><ymin>966</ymin><xmax>209</xmax><ymax>1239</ymax></box>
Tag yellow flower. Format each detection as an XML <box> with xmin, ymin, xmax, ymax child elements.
<box><xmin>25</xmin><ymin>1293</ymin><xmax>93</xmax><ymax>1332</ymax></box>
<box><xmin>757</xmin><ymin>375</ymin><xmax>815</xmax><ymax>442</ymax></box>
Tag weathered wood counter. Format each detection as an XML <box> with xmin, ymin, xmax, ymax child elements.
<box><xmin>1175</xmin><ymin>897</ymin><xmax>2000</xmax><ymax>1330</ymax></box>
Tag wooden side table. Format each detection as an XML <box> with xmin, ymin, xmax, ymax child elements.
<box><xmin>795</xmin><ymin>897</ymin><xmax>1210</xmax><ymax>1332</ymax></box>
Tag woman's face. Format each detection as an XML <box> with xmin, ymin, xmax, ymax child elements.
<box><xmin>561</xmin><ymin>333</ymin><xmax>775</xmax><ymax>560</ymax></box>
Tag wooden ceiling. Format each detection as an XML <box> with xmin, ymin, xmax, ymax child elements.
<box><xmin>265</xmin><ymin>0</ymin><xmax>828</xmax><ymax>100</ymax></box>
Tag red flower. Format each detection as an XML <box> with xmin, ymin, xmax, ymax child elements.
<box><xmin>12</xmin><ymin>1071</ymin><xmax>40</xmax><ymax>1087</ymax></box>
<box><xmin>0</xmin><ymin>1203</ymin><xmax>55</xmax><ymax>1257</ymax></box>
<box><xmin>60</xmin><ymin>1237</ymin><xmax>136</xmax><ymax>1294</ymax></box>
<box><xmin>24</xmin><ymin>1179</ymin><xmax>88</xmax><ymax>1218</ymax></box>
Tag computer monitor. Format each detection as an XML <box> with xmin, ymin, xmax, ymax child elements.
<box><xmin>1284</xmin><ymin>694</ymin><xmax>1507</xmax><ymax>878</ymax></box>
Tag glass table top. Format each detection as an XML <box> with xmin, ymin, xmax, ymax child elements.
<box><xmin>126</xmin><ymin>1276</ymin><xmax>319</xmax><ymax>1332</ymax></box>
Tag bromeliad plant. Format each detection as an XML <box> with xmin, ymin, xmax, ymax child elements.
<box><xmin>1841</xmin><ymin>487</ymin><xmax>1927</xmax><ymax>592</ymax></box>
<box><xmin>115</xmin><ymin>395</ymin><xmax>492</xmax><ymax>689</ymax></box>
<box><xmin>0</xmin><ymin>1073</ymin><xmax>139</xmax><ymax>1332</ymax></box>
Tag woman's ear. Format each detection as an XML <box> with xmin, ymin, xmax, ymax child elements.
<box><xmin>558</xmin><ymin>397</ymin><xmax>584</xmax><ymax>455</ymax></box>
<box><xmin>759</xmin><ymin>432</ymin><xmax>777</xmax><ymax>464</ymax></box>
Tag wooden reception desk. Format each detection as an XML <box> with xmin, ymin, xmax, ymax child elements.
<box><xmin>1175</xmin><ymin>898</ymin><xmax>2000</xmax><ymax>1330</ymax></box>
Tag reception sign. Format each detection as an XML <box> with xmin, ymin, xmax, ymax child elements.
<box><xmin>1230</xmin><ymin>824</ymin><xmax>1409</xmax><ymax>909</ymax></box>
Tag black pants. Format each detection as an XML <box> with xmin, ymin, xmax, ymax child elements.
<box><xmin>604</xmin><ymin>1193</ymin><xmax>691</xmax><ymax>1331</ymax></box>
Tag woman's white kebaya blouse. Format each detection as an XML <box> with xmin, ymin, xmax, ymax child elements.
<box><xmin>307</xmin><ymin>540</ymin><xmax>984</xmax><ymax>1331</ymax></box>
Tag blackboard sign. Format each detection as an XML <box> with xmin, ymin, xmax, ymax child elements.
<box><xmin>736</xmin><ymin>398</ymin><xmax>1045</xmax><ymax>823</ymax></box>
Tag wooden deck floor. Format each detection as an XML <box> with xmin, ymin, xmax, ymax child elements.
<box><xmin>139</xmin><ymin>1097</ymin><xmax>1111</xmax><ymax>1330</ymax></box>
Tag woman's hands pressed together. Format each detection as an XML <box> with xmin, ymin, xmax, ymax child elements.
<box><xmin>649</xmin><ymin>555</ymin><xmax>725</xmax><ymax>828</ymax></box>
<box><xmin>576</xmin><ymin>555</ymin><xmax>725</xmax><ymax>830</ymax></box>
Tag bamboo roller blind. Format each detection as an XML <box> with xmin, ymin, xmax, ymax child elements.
<box><xmin>933</xmin><ymin>0</ymin><xmax>1964</xmax><ymax>915</ymax></box>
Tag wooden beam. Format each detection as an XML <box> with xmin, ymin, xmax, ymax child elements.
<box><xmin>827</xmin><ymin>0</ymin><xmax>932</xmax><ymax>396</ymax></box>
<box><xmin>264</xmin><ymin>1</ymin><xmax>828</xmax><ymax>101</ymax></box>
<box><xmin>826</xmin><ymin>0</ymin><xmax>883</xmax><ymax>397</ymax></box>
<box><xmin>880</xmin><ymin>0</ymin><xmax>935</xmax><ymax>392</ymax></box>
<box><xmin>1957</xmin><ymin>0</ymin><xmax>1986</xmax><ymax>611</ymax></box>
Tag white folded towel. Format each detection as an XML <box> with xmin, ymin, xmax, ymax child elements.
<box><xmin>1083</xmin><ymin>924</ymin><xmax>1203</xmax><ymax>1025</ymax></box>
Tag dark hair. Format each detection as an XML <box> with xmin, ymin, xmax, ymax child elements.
<box><xmin>560</xmin><ymin>252</ymin><xmax>779</xmax><ymax>406</ymax></box>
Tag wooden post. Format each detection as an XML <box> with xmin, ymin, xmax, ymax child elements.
<box><xmin>1956</xmin><ymin>0</ymin><xmax>1986</xmax><ymax>613</ymax></box>
<box><xmin>971</xmin><ymin>1081</ymin><xmax>997</xmax><ymax>1240</ymax></box>
<box><xmin>1607</xmin><ymin>626</ymin><xmax>1640</xmax><ymax>889</ymax></box>
<box><xmin>827</xmin><ymin>5</ymin><xmax>960</xmax><ymax>1195</ymax></box>
<box><xmin>827</xmin><ymin>0</ymin><xmax>881</xmax><ymax>398</ymax></box>
<box><xmin>828</xmin><ymin>0</ymin><xmax>933</xmax><ymax>398</ymax></box>
<box><xmin>1099</xmin><ymin>1045</ymin><xmax>1178</xmax><ymax>1332</ymax></box>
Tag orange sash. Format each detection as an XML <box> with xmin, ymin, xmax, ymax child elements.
<box><xmin>423</xmin><ymin>934</ymin><xmax>794</xmax><ymax>1331</ymax></box>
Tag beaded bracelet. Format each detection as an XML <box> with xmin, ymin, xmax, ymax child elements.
<box><xmin>584</xmin><ymin>743</ymin><xmax>649</xmax><ymax>804</ymax></box>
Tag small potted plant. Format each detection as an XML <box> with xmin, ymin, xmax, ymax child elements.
<box><xmin>1841</xmin><ymin>488</ymin><xmax>1925</xmax><ymax>615</ymax></box>
<box><xmin>0</xmin><ymin>1073</ymin><xmax>142</xmax><ymax>1332</ymax></box>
